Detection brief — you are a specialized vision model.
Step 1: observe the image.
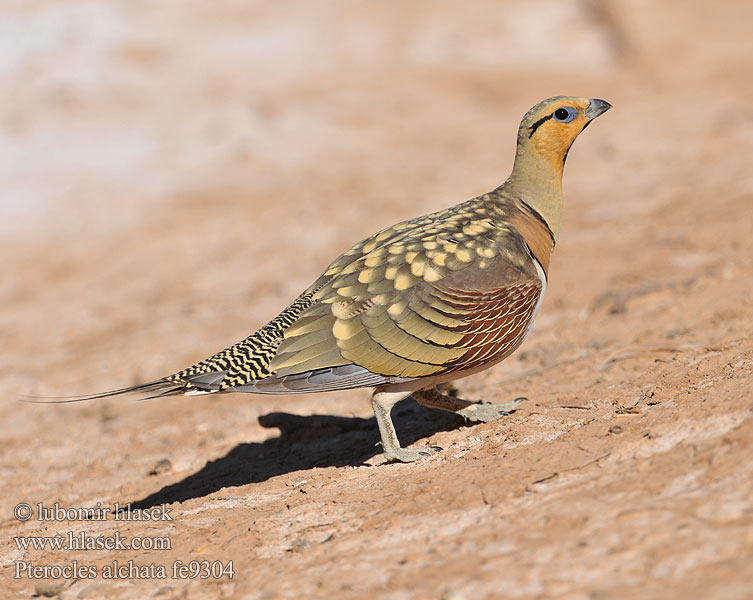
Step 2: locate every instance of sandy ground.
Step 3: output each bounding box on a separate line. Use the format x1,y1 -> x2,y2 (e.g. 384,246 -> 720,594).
2,1 -> 753,598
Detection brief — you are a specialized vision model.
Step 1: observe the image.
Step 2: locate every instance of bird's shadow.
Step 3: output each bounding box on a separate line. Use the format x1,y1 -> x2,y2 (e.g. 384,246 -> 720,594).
120,399 -> 464,510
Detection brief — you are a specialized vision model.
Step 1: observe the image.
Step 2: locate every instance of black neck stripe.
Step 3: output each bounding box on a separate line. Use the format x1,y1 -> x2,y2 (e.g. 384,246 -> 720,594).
529,114 -> 552,138
519,199 -> 556,245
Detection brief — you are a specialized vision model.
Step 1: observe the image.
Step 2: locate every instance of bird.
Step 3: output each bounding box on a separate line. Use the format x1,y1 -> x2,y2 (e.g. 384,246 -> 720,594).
55,96 -> 611,463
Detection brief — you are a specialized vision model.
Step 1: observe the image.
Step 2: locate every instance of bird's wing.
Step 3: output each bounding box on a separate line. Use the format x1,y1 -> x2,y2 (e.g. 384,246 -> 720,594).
263,203 -> 545,385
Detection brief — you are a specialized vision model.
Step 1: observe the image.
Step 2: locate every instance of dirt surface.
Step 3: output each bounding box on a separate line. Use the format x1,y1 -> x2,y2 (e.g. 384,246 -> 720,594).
2,1 -> 753,598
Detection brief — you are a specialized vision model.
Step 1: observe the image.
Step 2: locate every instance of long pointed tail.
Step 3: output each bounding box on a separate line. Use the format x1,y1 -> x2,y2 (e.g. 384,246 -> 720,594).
27,291 -> 320,404
21,379 -> 196,404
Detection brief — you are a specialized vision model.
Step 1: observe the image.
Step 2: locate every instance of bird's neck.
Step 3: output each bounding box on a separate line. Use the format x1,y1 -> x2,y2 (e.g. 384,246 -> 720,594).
502,141 -> 565,240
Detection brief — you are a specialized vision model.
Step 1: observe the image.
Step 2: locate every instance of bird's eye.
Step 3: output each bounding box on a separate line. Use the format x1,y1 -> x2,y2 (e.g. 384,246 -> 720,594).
553,107 -> 576,123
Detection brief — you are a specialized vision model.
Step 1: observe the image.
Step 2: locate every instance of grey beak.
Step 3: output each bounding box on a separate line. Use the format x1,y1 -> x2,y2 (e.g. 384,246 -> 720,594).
585,98 -> 612,119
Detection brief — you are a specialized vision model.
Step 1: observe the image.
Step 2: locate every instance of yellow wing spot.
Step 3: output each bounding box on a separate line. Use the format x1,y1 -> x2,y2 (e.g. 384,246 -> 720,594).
463,223 -> 487,236
357,267 -> 384,284
455,247 -> 473,262
333,318 -> 361,341
422,240 -> 439,250
405,250 -> 419,263
364,252 -> 385,267
371,293 -> 392,306
387,301 -> 408,316
431,252 -> 447,266
423,264 -> 443,282
393,265 -> 416,291
384,264 -> 399,280
387,244 -> 404,255
475,246 -> 496,258
375,229 -> 393,242
409,254 -> 427,277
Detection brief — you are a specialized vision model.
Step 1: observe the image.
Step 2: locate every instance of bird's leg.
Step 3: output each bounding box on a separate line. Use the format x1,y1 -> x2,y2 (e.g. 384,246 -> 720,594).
371,390 -> 443,463
412,387 -> 525,423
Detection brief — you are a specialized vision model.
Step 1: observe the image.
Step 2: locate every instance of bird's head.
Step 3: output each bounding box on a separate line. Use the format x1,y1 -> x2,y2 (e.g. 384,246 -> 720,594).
516,96 -> 611,176
505,96 -> 611,240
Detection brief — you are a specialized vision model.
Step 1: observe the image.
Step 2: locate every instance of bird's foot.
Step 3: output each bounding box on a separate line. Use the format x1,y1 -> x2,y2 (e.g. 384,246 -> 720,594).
382,445 -> 443,463
413,388 -> 526,423
456,397 -> 526,423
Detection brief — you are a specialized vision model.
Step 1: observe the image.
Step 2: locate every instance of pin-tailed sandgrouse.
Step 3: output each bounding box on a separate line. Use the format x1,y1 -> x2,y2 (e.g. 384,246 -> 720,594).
61,96 -> 611,462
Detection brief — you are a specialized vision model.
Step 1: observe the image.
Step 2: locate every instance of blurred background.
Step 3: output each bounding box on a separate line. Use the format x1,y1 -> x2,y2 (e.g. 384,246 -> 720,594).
2,2 -> 753,597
